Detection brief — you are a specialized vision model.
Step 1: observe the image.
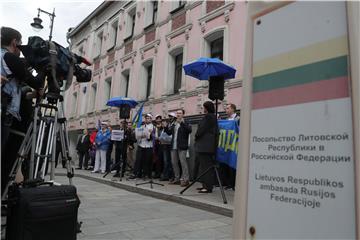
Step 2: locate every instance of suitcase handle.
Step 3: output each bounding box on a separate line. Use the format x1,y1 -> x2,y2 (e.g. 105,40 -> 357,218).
23,179 -> 54,188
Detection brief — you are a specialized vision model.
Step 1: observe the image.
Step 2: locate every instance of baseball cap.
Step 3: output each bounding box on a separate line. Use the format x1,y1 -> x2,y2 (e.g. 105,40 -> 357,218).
168,112 -> 176,118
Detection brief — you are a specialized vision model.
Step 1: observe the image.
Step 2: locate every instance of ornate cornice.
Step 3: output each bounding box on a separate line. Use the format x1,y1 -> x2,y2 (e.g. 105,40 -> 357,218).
139,39 -> 161,58
198,2 -> 235,25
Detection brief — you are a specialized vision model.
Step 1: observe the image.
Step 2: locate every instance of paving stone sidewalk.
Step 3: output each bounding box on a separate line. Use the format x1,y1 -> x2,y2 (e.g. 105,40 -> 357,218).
56,175 -> 233,240
57,168 -> 234,217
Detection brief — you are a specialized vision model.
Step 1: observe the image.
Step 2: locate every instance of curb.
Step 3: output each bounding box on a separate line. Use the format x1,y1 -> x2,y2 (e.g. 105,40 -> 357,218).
57,173 -> 233,218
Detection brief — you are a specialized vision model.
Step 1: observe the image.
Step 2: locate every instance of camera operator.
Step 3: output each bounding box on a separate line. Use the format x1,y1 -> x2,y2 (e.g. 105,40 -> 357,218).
1,26 -> 45,194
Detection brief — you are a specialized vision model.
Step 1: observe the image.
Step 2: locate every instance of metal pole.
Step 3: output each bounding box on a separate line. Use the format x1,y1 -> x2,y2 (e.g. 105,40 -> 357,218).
48,8 -> 55,41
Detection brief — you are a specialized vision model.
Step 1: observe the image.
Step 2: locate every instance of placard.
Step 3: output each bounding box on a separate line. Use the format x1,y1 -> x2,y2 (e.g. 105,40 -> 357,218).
111,129 -> 124,141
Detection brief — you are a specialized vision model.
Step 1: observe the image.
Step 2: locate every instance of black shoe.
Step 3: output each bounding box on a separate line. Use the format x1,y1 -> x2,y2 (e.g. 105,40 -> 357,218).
113,173 -> 120,178
128,175 -> 137,179
76,167 -> 82,170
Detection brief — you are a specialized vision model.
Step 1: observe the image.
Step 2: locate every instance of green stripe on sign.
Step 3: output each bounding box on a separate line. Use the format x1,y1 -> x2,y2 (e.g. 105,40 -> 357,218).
253,55 -> 348,93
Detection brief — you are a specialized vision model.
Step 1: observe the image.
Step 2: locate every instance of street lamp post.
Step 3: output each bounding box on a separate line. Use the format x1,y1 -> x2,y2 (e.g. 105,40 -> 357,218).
31,8 -> 56,41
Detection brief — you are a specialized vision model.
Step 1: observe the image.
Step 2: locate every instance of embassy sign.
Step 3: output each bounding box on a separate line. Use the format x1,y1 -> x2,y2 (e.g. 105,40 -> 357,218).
232,1 -> 359,239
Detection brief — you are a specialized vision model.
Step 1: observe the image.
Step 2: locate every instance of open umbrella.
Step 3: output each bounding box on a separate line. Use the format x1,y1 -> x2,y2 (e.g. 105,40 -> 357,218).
106,97 -> 138,108
183,57 -> 236,80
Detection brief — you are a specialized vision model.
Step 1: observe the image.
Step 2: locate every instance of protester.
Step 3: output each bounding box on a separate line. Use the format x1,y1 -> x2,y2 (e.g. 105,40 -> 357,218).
92,122 -> 111,173
153,115 -> 164,179
113,120 -> 131,177
106,125 -> 113,172
126,122 -> 136,168
165,109 -> 192,187
158,118 -> 173,181
131,114 -> 154,179
88,129 -> 97,170
195,101 -> 218,193
76,129 -> 91,170
220,103 -> 239,190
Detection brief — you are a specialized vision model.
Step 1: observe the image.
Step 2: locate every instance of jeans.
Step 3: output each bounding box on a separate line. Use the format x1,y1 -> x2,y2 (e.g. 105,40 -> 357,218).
161,144 -> 173,179
171,149 -> 189,182
94,150 -> 106,172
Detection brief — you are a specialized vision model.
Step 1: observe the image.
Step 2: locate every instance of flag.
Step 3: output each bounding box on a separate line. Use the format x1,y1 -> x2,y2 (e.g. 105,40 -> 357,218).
96,119 -> 101,130
132,103 -> 144,128
216,120 -> 240,169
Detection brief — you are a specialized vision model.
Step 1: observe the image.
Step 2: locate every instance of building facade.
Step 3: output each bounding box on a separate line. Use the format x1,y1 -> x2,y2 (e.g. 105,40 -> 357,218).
64,0 -> 247,165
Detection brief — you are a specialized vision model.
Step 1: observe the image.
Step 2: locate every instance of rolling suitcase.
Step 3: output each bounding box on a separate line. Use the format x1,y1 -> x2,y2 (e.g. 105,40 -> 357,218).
6,181 -> 80,240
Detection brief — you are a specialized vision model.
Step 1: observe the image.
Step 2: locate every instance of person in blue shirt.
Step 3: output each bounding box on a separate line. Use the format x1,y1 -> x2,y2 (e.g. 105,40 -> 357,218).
92,121 -> 111,173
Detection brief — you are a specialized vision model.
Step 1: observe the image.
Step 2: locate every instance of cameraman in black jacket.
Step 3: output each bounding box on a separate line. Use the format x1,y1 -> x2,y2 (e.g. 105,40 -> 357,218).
165,109 -> 192,187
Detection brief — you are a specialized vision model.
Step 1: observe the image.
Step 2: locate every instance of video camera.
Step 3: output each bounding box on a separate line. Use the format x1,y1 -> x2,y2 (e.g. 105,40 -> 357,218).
18,36 -> 92,94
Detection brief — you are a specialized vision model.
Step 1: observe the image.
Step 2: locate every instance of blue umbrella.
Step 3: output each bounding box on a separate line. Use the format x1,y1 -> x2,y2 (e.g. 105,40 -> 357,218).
183,57 -> 236,80
106,97 -> 138,108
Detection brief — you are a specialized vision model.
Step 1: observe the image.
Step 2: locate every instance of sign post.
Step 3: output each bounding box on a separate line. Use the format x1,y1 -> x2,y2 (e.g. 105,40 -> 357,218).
233,1 -> 360,239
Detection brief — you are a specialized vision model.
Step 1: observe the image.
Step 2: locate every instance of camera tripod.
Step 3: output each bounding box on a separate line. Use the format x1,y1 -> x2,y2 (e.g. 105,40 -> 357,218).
1,92 -> 75,201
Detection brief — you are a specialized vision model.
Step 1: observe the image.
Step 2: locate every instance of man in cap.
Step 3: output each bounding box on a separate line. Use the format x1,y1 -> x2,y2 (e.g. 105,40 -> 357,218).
131,113 -> 154,179
165,109 -> 192,187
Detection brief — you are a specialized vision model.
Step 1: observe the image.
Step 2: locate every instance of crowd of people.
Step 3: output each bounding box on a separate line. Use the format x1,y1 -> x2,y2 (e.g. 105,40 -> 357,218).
73,101 -> 239,193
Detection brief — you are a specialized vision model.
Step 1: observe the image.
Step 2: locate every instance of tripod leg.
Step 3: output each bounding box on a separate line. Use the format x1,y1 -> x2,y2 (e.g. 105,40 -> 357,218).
41,121 -> 54,179
50,110 -> 59,181
180,165 -> 214,195
214,165 -> 227,204
34,119 -> 47,178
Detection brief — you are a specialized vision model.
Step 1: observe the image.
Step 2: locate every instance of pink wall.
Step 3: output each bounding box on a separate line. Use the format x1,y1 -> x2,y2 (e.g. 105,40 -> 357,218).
66,1 -> 247,130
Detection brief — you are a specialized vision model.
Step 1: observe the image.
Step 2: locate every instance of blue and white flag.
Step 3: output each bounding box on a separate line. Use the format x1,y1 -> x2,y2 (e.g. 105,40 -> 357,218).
216,120 -> 239,169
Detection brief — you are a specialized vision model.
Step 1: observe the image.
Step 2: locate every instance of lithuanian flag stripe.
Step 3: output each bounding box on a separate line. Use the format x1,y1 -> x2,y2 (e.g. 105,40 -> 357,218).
252,76 -> 349,110
253,55 -> 348,93
253,36 -> 348,77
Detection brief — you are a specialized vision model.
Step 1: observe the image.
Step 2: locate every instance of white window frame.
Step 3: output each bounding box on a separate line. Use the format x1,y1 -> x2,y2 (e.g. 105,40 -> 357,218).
72,92 -> 78,117
166,46 -> 184,95
89,83 -> 97,112
121,69 -> 130,97
140,59 -> 154,100
104,77 -> 112,108
124,6 -> 137,40
95,31 -> 103,58
170,0 -> 186,13
144,1 -> 158,29
108,20 -> 119,50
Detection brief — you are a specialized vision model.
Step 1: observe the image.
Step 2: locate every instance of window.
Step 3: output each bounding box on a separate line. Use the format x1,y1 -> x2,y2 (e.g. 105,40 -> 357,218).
121,71 -> 130,97
167,47 -> 184,95
145,1 -> 158,29
146,64 -> 152,99
104,78 -> 112,107
109,21 -> 118,50
170,0 -> 186,13
96,32 -> 103,58
125,7 -> 136,39
90,84 -> 97,111
72,93 -> 77,116
210,37 -> 223,60
174,53 -> 183,94
124,74 -> 129,97
131,14 -> 136,37
152,1 -> 158,24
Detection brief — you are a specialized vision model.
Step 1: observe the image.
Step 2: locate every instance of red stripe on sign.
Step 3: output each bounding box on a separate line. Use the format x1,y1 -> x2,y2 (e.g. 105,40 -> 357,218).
252,76 -> 349,110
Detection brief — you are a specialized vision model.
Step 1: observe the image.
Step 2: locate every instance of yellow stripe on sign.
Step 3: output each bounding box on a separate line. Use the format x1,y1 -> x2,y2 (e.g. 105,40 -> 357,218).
253,36 -> 348,77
